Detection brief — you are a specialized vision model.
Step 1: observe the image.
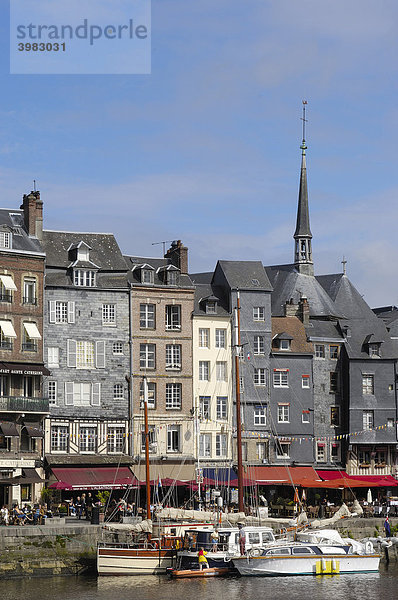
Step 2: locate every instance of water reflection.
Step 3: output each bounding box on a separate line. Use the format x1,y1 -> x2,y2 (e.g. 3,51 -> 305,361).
2,564 -> 397,600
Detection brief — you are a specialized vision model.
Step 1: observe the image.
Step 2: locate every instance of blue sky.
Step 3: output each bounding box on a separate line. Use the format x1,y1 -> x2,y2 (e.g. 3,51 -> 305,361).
1,0 -> 398,306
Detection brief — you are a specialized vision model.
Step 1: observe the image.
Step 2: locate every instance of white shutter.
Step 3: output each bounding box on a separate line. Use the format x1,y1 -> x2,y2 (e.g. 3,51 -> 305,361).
95,340 -> 106,368
68,301 -> 75,324
92,383 -> 101,406
67,339 -> 77,367
49,301 -> 56,323
65,382 -> 74,405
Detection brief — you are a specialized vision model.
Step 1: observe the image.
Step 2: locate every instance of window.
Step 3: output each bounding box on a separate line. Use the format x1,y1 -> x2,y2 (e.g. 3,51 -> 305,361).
79,427 -> 97,452
254,368 -> 266,386
199,328 -> 209,348
199,396 -> 210,420
23,278 -> 37,305
165,305 -> 181,330
0,321 -> 14,350
359,447 -> 371,465
216,396 -> 227,420
140,380 -> 156,408
166,344 -> 181,370
273,370 -> 288,388
216,361 -> 227,381
199,361 -> 210,381
167,270 -> 178,286
206,301 -> 216,314
113,384 -> 124,399
21,484 -> 31,502
113,342 -> 123,355
215,329 -> 226,348
302,410 -> 310,423
140,344 -> 156,369
278,404 -> 290,422
387,418 -> 394,428
369,344 -> 380,357
329,372 -> 338,393
107,427 -> 125,453
331,406 -> 340,426
254,406 -> 266,426
0,278 -> 13,303
0,231 -> 10,248
23,376 -> 34,397
76,341 -> 95,369
276,442 -> 290,458
48,381 -> 57,406
140,304 -> 155,329
215,433 -> 227,457
141,425 -> 156,453
279,339 -> 291,351
331,442 -> 340,462
362,374 -> 374,394
74,270 -> 96,287
241,442 -> 248,461
102,304 -> 116,325
65,382 -> 100,406
166,383 -> 182,409
315,344 -> 325,358
48,347 -> 59,368
199,434 -> 211,458
363,410 -> 374,430
253,307 -> 265,321
0,375 -> 9,396
167,425 -> 180,452
374,448 -> 386,465
22,322 -> 39,352
49,300 -> 75,324
141,269 -> 154,284
302,375 -> 310,388
329,345 -> 339,359
316,443 -> 326,462
257,442 -> 266,460
51,426 -> 68,452
254,335 -> 264,355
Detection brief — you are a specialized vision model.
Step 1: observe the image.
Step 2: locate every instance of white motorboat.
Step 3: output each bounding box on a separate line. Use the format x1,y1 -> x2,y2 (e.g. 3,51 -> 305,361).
232,529 -> 381,576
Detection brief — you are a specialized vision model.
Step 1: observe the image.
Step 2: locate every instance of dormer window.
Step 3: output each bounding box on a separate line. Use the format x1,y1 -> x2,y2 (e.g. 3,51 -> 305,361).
74,269 -> 96,287
369,343 -> 380,358
0,232 -> 10,249
279,339 -> 291,351
206,301 -> 216,314
157,264 -> 179,286
273,332 -> 293,351
167,270 -> 178,286
141,269 -> 154,284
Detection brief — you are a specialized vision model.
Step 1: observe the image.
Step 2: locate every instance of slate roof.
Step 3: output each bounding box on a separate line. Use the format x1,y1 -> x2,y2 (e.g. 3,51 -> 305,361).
317,274 -> 396,359
43,231 -> 127,270
190,271 -> 213,284
125,255 -> 195,289
271,317 -> 313,354
305,319 -> 344,342
193,283 -> 230,317
0,209 -> 43,254
265,264 -> 341,318
215,260 -> 273,291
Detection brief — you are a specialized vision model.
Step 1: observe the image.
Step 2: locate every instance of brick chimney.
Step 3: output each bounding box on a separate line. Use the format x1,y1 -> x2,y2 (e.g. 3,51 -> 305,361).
20,191 -> 43,240
165,240 -> 188,274
299,296 -> 310,326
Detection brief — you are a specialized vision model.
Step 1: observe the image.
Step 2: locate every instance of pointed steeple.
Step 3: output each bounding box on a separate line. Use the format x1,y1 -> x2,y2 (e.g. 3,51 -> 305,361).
294,101 -> 313,276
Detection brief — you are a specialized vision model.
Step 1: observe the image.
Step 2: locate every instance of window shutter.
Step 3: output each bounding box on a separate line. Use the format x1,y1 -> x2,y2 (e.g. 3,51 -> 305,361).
67,339 -> 77,368
49,301 -> 56,323
68,301 -> 75,324
92,383 -> 101,406
95,340 -> 106,368
65,382 -> 74,405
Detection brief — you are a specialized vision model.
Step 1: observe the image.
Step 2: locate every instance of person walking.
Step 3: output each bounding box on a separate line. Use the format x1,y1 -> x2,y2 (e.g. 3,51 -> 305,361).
75,496 -> 82,520
198,547 -> 209,571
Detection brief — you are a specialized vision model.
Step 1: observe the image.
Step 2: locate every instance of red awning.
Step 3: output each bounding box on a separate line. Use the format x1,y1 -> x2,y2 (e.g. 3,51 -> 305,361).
243,466 -> 322,486
50,467 -> 139,490
317,470 -> 398,488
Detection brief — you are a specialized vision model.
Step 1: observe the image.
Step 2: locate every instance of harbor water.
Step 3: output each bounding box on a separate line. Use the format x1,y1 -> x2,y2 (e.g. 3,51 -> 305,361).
2,563 -> 398,600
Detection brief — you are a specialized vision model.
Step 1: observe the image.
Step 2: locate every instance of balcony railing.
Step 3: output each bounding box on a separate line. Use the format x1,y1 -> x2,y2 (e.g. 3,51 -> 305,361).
0,396 -> 49,413
0,293 -> 13,303
0,341 -> 13,350
23,296 -> 38,305
22,342 -> 38,352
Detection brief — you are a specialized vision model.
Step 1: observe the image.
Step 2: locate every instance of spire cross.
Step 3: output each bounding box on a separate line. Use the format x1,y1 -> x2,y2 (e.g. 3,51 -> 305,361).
300,100 -> 308,151
342,256 -> 347,275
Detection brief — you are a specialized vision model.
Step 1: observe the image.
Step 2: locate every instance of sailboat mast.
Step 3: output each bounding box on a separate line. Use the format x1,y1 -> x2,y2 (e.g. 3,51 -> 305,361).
143,376 -> 151,520
234,291 -> 244,512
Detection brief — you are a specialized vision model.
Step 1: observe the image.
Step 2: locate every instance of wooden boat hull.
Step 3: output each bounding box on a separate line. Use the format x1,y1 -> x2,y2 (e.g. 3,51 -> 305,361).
97,547 -> 175,575
169,567 -> 230,578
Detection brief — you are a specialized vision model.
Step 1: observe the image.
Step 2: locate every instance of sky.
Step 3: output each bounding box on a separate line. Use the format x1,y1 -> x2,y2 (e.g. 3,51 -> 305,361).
0,0 -> 398,307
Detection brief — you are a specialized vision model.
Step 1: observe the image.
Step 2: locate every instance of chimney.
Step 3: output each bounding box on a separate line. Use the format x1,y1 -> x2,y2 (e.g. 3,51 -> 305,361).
299,296 -> 310,326
20,190 -> 43,240
284,299 -> 299,318
165,240 -> 188,274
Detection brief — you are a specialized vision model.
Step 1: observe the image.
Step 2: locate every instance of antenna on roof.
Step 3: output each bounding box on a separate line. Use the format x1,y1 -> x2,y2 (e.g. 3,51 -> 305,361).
342,256 -> 347,275
152,240 -> 174,256
33,179 -> 37,192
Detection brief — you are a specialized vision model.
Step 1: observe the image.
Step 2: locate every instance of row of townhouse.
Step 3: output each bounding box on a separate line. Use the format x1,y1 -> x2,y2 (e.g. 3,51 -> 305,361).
1,137 -> 398,507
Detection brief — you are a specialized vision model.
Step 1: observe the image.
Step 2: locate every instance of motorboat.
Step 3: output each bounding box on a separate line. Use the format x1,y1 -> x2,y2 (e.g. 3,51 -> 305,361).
232,528 -> 381,576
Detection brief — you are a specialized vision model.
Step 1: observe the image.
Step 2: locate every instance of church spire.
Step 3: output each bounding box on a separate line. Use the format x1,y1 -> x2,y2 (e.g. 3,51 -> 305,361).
294,100 -> 313,276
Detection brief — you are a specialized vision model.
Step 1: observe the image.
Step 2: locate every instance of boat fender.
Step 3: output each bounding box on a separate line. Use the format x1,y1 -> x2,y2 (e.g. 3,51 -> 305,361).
365,541 -> 373,555
321,558 -> 327,572
331,559 -> 337,572
249,548 -> 261,557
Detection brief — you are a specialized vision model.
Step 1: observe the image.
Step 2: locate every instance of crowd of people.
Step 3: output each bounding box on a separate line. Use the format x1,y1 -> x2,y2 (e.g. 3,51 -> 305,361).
0,503 -> 49,526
